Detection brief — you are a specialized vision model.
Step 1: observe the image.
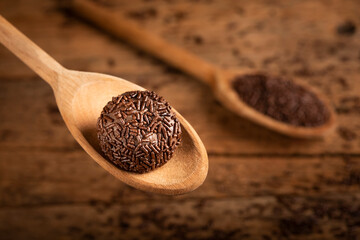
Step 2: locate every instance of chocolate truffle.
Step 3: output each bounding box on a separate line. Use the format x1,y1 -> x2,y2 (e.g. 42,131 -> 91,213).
97,90 -> 181,173
232,74 -> 330,127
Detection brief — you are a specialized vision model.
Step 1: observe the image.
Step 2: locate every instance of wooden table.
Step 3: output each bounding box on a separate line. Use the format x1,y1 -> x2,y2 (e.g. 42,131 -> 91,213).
1,0 -> 360,239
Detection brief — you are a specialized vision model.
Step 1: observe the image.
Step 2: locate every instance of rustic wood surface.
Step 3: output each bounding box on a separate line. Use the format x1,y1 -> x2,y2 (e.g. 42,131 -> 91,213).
0,0 -> 360,239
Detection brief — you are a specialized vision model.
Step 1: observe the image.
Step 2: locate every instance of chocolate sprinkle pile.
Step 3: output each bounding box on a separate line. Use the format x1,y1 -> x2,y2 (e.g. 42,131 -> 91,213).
97,90 -> 181,173
232,74 -> 330,127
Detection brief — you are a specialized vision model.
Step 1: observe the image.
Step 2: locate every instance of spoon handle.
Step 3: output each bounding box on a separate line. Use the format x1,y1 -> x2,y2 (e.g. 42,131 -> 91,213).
69,0 -> 217,86
0,15 -> 64,88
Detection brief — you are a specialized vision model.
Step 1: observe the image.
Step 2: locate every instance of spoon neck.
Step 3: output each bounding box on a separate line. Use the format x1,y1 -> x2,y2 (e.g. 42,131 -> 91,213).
0,15 -> 64,89
185,60 -> 217,87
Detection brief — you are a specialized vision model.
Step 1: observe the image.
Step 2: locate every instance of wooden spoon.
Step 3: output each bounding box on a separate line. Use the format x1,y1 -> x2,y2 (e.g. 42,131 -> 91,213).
0,15 -> 208,195
69,0 -> 336,138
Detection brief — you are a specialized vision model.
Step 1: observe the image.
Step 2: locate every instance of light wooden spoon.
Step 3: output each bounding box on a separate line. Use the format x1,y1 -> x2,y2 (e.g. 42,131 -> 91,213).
0,15 -> 208,195
69,0 -> 337,138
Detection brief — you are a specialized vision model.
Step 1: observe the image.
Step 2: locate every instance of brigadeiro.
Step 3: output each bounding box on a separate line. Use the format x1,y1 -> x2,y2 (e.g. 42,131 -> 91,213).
97,90 -> 181,173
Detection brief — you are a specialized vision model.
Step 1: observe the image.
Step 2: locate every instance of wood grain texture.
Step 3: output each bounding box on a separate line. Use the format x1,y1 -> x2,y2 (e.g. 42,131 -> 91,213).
1,151 -> 360,207
1,195 -> 359,240
1,0 -> 360,239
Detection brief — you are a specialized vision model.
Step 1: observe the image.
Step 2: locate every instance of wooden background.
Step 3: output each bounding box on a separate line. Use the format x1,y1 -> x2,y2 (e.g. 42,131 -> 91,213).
1,0 -> 360,239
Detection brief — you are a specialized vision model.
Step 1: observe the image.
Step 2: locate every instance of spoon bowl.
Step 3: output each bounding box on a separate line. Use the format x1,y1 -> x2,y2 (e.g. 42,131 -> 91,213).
66,71 -> 208,194
213,69 -> 337,138
0,16 -> 208,195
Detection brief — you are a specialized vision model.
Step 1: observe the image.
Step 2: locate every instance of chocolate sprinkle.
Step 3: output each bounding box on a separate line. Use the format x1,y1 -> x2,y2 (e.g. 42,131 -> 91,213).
232,74 -> 330,127
97,90 -> 181,173
336,20 -> 356,36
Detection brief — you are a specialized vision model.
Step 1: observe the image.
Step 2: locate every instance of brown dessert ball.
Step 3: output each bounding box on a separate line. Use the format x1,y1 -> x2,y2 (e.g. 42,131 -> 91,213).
97,90 -> 181,173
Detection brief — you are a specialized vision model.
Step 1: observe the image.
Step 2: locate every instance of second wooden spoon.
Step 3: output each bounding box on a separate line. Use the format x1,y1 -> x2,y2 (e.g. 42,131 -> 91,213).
69,0 -> 336,138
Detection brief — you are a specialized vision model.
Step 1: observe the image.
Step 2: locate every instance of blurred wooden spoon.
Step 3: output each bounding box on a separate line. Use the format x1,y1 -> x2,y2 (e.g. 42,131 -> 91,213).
69,0 -> 336,138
